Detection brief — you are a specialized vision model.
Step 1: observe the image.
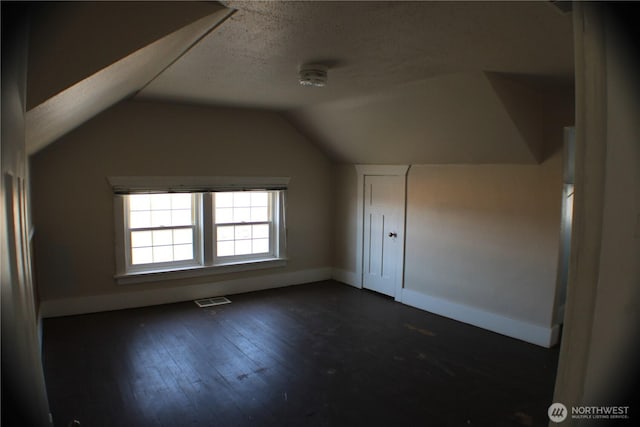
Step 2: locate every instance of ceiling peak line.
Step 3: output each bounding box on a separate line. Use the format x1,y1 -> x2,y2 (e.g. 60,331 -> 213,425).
136,8 -> 237,97
26,9 -> 236,155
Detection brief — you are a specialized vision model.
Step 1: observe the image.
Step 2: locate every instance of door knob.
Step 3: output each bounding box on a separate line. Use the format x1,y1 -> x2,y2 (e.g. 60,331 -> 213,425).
388,232 -> 397,238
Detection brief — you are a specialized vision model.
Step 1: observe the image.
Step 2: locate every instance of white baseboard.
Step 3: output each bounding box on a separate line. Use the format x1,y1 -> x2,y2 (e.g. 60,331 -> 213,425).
40,267 -> 332,318
549,323 -> 561,347
331,268 -> 360,288
401,288 -> 560,348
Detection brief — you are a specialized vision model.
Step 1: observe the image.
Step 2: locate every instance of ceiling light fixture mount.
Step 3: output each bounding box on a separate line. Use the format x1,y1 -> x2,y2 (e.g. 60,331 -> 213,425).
299,63 -> 328,87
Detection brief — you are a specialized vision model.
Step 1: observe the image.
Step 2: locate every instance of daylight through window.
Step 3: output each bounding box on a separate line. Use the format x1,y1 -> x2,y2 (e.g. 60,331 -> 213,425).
215,192 -> 273,258
128,193 -> 196,265
116,189 -> 285,278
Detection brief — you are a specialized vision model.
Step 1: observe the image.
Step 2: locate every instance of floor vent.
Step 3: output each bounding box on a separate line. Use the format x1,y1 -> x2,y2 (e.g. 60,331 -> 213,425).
194,297 -> 231,308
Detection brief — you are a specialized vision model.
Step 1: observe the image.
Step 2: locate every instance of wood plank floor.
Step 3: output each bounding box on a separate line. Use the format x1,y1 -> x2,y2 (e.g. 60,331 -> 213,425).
42,281 -> 559,427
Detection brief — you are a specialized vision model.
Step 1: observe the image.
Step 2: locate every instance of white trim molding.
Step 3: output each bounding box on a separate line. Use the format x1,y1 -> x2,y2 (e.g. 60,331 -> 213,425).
401,288 -> 561,348
331,268 -> 359,288
354,165 -> 410,176
115,258 -> 288,285
354,165 -> 410,301
107,175 -> 290,194
112,186 -> 288,280
40,267 -> 332,318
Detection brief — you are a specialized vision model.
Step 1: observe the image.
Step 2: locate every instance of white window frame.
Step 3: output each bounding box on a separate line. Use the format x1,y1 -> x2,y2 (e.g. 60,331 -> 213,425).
110,176 -> 289,285
123,193 -> 203,273
212,191 -> 280,265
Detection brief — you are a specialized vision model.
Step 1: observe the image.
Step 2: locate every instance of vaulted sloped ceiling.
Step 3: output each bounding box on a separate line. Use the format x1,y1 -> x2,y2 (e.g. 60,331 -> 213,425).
140,1 -> 573,110
288,72 -> 565,164
26,1 -> 227,109
24,1 -> 574,163
25,2 -> 233,154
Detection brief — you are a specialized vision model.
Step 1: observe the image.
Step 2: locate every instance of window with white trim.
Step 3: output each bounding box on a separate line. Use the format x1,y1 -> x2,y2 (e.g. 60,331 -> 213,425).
214,192 -> 276,261
110,176 -> 289,283
125,193 -> 201,271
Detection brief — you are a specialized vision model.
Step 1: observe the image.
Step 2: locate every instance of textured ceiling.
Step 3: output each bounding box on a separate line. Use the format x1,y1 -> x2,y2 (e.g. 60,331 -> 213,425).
289,72 -> 531,164
25,1 -> 575,164
138,1 -> 574,111
26,7 -> 234,154
27,1 -> 224,109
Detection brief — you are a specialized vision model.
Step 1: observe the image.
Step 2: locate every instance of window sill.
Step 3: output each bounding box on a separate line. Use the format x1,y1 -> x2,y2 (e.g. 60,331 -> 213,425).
115,258 -> 288,285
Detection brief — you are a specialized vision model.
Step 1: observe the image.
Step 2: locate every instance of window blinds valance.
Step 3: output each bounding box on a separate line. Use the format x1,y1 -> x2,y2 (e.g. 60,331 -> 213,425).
107,176 -> 290,195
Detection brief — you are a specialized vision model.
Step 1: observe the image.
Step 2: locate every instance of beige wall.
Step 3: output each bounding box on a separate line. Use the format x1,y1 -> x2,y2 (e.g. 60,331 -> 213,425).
559,3 -> 640,407
1,7 -> 52,425
331,152 -> 564,334
404,154 -> 563,328
584,31 -> 640,402
332,164 -> 358,273
31,100 -> 333,302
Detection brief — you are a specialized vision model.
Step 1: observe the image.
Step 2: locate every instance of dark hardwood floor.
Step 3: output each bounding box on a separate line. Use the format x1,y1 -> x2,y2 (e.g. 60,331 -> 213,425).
42,281 -> 559,427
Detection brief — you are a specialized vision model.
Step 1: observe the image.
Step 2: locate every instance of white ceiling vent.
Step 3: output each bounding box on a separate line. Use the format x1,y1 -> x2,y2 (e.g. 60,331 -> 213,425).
194,296 -> 231,307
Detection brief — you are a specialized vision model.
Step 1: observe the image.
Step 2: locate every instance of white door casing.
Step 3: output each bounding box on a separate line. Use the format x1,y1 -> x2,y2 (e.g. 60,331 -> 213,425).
363,175 -> 404,296
355,165 -> 409,301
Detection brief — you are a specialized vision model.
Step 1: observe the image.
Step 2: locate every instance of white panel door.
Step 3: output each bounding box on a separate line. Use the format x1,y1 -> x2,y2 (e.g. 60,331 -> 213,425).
363,175 -> 404,297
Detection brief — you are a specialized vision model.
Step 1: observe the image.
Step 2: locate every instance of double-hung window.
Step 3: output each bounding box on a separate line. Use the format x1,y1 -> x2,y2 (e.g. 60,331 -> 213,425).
126,193 -> 201,270
214,192 -> 277,262
110,177 -> 288,283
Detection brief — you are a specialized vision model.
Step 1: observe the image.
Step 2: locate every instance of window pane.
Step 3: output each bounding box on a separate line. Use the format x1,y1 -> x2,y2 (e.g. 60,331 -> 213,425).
235,240 -> 252,255
151,210 -> 172,227
234,207 -> 251,222
171,194 -> 192,209
131,231 -> 152,248
153,229 -> 173,246
215,208 -> 233,224
215,192 -> 233,208
217,241 -> 234,257
253,224 -> 269,239
173,228 -> 193,245
173,244 -> 193,261
132,247 -> 153,265
125,191 -> 280,268
211,192 -> 278,260
171,209 -> 191,226
150,194 -> 171,210
251,192 -> 269,206
235,225 -> 252,240
129,195 -> 151,211
130,211 -> 151,228
126,193 -> 200,269
234,193 -> 251,207
153,246 -> 173,263
217,226 -> 234,241
251,207 -> 268,222
253,238 -> 269,254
